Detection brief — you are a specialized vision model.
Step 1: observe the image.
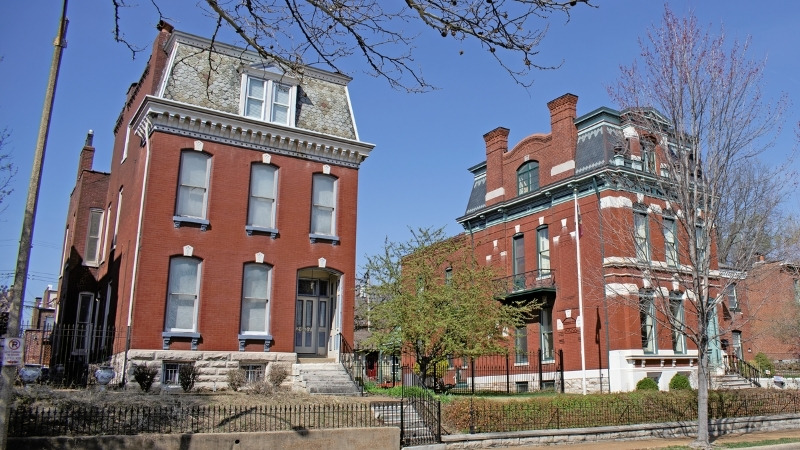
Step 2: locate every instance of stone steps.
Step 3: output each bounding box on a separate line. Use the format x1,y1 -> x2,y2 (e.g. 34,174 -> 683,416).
371,402 -> 435,445
293,362 -> 362,396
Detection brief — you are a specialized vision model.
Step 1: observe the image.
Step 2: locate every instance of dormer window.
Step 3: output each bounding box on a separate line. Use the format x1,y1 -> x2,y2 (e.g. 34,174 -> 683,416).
242,75 -> 296,126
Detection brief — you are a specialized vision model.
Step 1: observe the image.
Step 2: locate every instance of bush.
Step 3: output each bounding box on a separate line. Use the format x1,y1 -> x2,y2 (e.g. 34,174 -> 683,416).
227,369 -> 246,392
754,352 -> 775,375
268,364 -> 289,389
132,364 -> 158,393
178,364 -> 198,392
636,377 -> 659,391
669,373 -> 691,391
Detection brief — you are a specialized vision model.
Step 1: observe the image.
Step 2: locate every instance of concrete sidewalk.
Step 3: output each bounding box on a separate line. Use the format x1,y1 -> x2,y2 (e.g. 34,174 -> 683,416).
533,429 -> 800,449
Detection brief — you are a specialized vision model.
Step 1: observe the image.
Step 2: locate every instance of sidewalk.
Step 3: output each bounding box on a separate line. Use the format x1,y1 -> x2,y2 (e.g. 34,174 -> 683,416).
527,429 -> 800,449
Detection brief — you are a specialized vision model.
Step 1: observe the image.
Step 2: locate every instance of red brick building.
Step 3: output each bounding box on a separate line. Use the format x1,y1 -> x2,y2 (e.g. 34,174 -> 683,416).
56,23 -> 373,389
736,259 -> 800,363
456,94 -> 737,392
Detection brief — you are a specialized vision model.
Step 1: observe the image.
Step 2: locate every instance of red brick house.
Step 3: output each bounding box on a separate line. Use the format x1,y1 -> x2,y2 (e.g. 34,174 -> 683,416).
456,94 -> 737,392
735,259 -> 800,363
56,23 -> 373,389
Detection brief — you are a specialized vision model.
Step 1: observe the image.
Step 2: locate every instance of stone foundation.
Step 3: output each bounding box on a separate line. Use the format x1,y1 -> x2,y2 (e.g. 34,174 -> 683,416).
109,350 -> 297,391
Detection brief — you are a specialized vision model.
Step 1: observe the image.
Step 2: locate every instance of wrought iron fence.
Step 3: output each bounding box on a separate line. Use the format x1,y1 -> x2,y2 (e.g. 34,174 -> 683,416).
355,349 -> 564,395
442,390 -> 800,434
15,323 -> 124,387
401,366 -> 441,446
9,403 -> 386,437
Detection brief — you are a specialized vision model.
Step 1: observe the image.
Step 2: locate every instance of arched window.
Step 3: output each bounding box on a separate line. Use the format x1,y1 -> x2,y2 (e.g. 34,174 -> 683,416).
517,161 -> 539,195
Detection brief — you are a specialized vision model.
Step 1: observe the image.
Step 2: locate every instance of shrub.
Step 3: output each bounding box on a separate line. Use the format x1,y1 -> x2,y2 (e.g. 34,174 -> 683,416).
268,364 -> 289,389
249,379 -> 273,395
178,364 -> 198,392
754,352 -> 774,375
636,377 -> 659,391
132,364 -> 158,393
669,373 -> 691,391
227,369 -> 246,392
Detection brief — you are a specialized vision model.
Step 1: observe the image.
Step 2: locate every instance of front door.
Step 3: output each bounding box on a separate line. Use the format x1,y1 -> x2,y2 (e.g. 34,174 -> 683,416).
295,277 -> 333,355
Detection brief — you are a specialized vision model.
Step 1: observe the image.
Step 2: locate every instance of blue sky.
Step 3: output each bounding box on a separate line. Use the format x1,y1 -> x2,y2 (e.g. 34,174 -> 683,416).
1,1 -> 798,320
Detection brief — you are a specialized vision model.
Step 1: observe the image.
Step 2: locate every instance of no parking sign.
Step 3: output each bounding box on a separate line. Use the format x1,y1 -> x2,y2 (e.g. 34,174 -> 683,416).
1,337 -> 23,366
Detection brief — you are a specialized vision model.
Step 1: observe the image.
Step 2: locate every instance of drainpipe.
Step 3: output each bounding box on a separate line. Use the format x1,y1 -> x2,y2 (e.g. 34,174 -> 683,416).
123,119 -> 154,384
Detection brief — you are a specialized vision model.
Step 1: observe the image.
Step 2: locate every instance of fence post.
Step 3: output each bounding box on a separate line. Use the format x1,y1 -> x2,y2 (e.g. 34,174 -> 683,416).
538,348 -> 543,390
506,353 -> 510,394
471,357 -> 475,395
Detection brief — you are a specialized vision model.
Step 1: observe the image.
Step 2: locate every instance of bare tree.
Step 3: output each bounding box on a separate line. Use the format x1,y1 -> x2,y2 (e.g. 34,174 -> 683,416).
111,0 -> 592,92
608,7 -> 788,448
0,128 -> 15,216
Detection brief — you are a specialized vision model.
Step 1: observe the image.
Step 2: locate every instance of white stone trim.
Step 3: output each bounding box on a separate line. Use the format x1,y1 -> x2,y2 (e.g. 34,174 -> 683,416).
550,160 -> 575,176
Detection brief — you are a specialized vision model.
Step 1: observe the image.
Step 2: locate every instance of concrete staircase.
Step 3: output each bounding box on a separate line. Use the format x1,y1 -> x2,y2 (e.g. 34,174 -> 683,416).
713,373 -> 758,389
293,361 -> 362,395
371,401 -> 435,445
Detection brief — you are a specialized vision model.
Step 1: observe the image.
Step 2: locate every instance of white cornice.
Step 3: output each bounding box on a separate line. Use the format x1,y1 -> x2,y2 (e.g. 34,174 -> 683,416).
131,96 -> 374,168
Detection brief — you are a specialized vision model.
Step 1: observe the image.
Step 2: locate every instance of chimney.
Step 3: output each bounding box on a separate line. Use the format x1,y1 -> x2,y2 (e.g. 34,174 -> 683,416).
483,127 -> 510,207
547,94 -> 579,176
77,130 -> 95,181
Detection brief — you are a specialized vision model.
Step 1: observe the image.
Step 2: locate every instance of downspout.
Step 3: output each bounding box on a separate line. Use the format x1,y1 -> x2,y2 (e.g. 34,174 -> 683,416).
594,176 -> 612,392
573,186 -> 587,395
123,119 -> 154,384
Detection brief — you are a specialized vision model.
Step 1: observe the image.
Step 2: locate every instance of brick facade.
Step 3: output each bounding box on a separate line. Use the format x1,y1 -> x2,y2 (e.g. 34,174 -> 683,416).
56,22 -> 373,389
456,95 -> 729,392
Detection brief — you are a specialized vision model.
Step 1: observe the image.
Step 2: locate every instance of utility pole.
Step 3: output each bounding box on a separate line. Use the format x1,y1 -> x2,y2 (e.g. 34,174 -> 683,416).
0,1 -> 68,447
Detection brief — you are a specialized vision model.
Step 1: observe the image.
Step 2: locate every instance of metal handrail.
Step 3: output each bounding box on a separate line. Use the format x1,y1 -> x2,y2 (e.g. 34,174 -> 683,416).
337,333 -> 364,395
495,269 -> 555,296
726,354 -> 762,387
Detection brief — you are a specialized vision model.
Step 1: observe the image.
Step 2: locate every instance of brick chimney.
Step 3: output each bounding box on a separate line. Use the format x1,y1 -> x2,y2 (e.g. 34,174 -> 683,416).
77,130 -> 95,181
483,127 -> 510,207
546,93 -> 579,176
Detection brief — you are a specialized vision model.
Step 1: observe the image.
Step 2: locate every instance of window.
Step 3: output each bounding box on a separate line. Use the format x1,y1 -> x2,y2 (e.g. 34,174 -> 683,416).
726,284 -> 739,311
241,263 -> 270,334
112,188 -> 122,248
102,205 -> 111,262
311,174 -> 337,237
514,326 -> 528,364
794,278 -> 800,304
513,234 -> 525,289
85,209 -> 104,265
247,164 -> 278,232
162,362 -> 192,386
175,151 -> 211,220
241,364 -> 265,383
640,290 -> 656,354
517,161 -> 539,195
664,217 -> 678,267
165,257 -> 201,332
634,211 -> 650,262
670,293 -> 686,354
732,331 -> 743,359
537,227 -> 550,276
641,138 -> 656,173
540,306 -> 554,361
243,77 -> 294,126
695,225 -> 706,267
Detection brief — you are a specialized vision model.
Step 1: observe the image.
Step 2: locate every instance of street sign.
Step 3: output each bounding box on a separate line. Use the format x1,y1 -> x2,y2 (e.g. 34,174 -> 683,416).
1,338 -> 23,366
